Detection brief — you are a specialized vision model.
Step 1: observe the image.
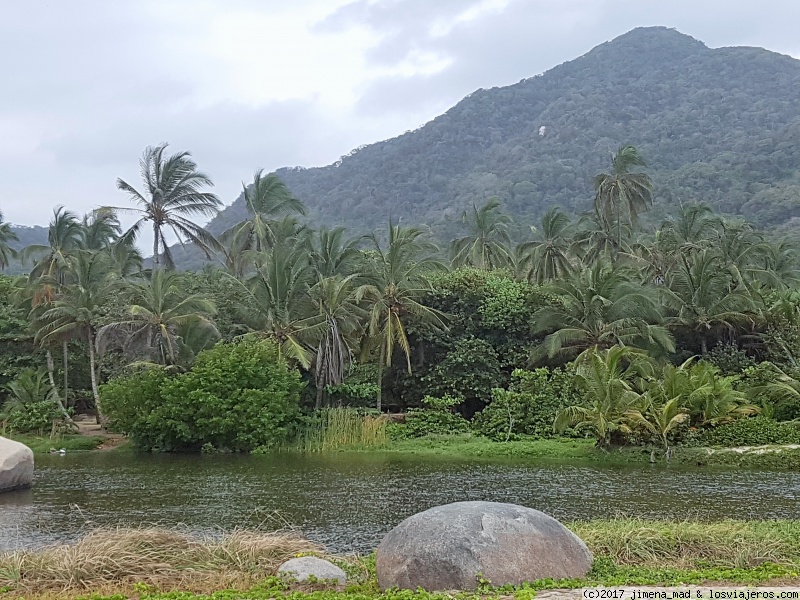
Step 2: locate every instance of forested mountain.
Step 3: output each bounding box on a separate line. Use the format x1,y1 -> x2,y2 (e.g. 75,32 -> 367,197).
4,225 -> 48,275
208,26 -> 800,239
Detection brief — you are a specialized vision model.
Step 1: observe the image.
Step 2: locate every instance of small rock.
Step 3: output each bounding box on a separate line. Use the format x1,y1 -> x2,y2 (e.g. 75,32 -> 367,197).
277,556 -> 347,584
0,437 -> 34,493
376,501 -> 592,591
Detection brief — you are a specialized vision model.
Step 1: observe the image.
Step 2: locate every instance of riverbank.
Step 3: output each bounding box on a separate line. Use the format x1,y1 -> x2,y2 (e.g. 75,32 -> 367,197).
361,434 -> 800,469
2,519 -> 800,599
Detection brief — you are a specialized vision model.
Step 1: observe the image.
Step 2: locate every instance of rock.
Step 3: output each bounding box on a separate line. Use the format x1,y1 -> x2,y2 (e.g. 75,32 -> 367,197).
376,501 -> 592,591
277,556 -> 347,584
0,437 -> 34,493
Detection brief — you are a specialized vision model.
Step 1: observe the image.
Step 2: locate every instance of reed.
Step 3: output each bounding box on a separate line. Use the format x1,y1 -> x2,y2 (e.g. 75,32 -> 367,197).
300,408 -> 387,452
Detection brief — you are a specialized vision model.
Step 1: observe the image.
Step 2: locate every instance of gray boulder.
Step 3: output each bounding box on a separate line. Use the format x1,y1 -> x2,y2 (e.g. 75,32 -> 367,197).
277,556 -> 347,584
376,501 -> 592,591
0,437 -> 34,493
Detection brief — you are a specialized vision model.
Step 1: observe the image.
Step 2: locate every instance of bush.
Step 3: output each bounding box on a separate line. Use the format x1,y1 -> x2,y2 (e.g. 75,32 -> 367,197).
102,338 -> 303,452
395,395 -> 470,438
1,368 -> 64,434
473,367 -> 578,440
691,416 -> 800,447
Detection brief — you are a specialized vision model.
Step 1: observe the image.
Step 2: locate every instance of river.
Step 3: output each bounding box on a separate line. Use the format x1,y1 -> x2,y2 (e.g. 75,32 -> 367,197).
2,452 -> 799,552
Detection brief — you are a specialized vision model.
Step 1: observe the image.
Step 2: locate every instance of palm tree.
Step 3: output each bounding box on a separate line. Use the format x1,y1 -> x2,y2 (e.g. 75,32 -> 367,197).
21,206 -> 83,287
0,211 -> 18,270
236,241 -> 315,368
303,275 -> 366,408
450,197 -> 513,270
307,226 -> 363,278
675,359 -> 758,426
661,250 -> 757,354
624,397 -> 688,460
96,269 -> 219,366
114,143 -> 222,269
221,169 -> 306,255
532,262 -> 674,362
554,345 -> 653,447
358,222 -> 447,410
516,206 -> 573,284
34,250 -> 117,422
1,368 -> 62,432
593,145 -> 653,250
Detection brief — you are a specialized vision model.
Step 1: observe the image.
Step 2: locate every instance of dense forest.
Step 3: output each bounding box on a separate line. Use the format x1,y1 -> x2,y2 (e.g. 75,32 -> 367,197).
2,140 -> 800,456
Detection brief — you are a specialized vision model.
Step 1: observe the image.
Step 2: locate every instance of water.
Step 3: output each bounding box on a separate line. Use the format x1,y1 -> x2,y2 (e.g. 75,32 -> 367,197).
2,452 -> 800,552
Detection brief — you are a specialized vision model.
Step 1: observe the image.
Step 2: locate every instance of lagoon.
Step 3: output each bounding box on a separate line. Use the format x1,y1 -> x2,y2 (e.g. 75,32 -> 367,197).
2,452 -> 799,552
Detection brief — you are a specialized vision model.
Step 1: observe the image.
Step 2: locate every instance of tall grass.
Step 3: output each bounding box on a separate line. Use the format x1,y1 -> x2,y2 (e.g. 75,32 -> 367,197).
300,408 -> 387,452
0,528 -> 323,592
570,517 -> 800,568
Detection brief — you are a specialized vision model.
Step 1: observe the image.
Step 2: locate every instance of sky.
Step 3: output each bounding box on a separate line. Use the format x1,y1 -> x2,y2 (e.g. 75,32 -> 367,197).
2,0 -> 799,239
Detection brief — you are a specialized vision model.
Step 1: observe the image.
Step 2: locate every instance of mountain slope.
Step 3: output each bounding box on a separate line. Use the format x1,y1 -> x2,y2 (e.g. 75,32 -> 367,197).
207,26 -> 800,239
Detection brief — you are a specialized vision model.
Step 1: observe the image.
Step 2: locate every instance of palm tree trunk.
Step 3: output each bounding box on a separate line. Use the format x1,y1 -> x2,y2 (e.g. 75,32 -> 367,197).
700,336 -> 708,355
62,340 -> 69,408
376,345 -> 384,412
46,349 -> 78,432
87,328 -> 104,425
153,224 -> 160,269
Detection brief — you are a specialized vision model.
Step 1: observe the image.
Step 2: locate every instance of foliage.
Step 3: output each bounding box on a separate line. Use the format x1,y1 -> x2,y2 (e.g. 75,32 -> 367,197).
299,407 -> 386,451
473,367 -> 577,440
102,338 -> 303,452
692,415 -> 800,447
398,394 -> 471,439
1,368 -> 63,433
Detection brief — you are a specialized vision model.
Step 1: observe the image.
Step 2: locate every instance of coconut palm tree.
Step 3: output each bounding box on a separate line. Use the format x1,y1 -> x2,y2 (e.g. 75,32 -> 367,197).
303,274 -> 366,408
661,250 -> 757,354
221,169 -> 306,255
96,269 -> 218,366
0,211 -> 18,270
532,262 -> 674,362
21,206 -> 83,287
624,396 -> 688,460
593,145 -> 653,250
676,359 -> 758,426
358,222 -> 447,410
450,197 -> 513,270
34,250 -> 117,423
554,345 -> 653,447
307,226 -> 363,279
516,206 -> 573,284
114,143 -> 222,269
236,241 -> 315,368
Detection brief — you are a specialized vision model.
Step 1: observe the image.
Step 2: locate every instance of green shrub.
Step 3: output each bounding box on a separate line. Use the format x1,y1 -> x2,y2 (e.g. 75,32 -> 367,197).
394,394 -> 470,438
691,416 -> 800,447
102,338 -> 303,452
473,367 -> 578,440
1,368 -> 64,434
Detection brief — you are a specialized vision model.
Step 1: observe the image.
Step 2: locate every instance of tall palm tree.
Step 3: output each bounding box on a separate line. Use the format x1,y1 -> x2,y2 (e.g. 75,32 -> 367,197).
114,143 -> 222,269
96,269 -> 218,366
532,262 -> 674,362
34,250 -> 117,422
450,197 -> 513,270
358,222 -> 447,410
21,206 -> 83,287
0,211 -> 18,270
593,145 -> 653,250
221,169 -> 306,255
554,345 -> 653,447
516,206 -> 573,284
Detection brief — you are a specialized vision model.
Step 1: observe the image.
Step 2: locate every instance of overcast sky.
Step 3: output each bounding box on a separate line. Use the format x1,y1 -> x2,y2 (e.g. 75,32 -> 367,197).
2,0 -> 799,234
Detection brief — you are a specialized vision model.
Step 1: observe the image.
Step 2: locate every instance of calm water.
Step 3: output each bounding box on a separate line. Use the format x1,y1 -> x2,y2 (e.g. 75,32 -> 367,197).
2,452 -> 800,552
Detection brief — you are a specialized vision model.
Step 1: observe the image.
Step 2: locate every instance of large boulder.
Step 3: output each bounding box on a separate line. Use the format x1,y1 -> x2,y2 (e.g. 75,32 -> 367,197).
277,556 -> 347,583
0,437 -> 34,493
376,501 -> 592,591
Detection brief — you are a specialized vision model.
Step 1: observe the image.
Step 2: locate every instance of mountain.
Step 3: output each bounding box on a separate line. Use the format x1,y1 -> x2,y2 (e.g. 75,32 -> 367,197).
3,225 -> 48,275
207,26 -> 800,240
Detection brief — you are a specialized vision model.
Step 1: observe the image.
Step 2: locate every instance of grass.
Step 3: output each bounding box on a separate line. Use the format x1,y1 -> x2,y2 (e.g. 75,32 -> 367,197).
299,409 -> 387,452
2,433 -> 105,454
3,519 -> 800,598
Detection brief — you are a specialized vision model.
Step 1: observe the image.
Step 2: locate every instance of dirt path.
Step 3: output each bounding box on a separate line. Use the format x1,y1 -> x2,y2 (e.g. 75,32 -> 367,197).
73,415 -> 127,450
